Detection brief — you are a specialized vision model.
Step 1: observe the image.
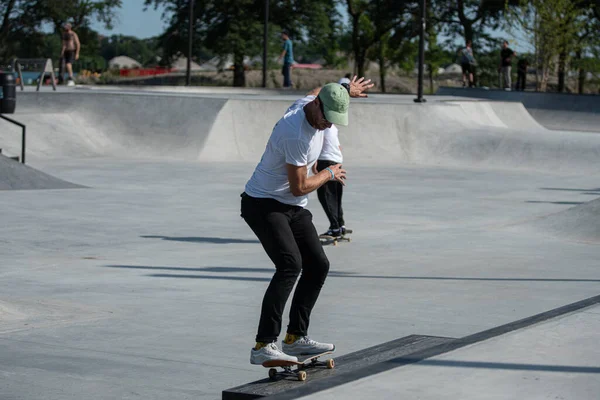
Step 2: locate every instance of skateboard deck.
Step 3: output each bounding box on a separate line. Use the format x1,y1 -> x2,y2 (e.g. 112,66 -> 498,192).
319,235 -> 351,246
262,350 -> 335,381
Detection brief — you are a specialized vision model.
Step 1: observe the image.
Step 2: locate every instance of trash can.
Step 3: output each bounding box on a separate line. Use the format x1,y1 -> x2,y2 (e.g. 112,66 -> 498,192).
0,72 -> 17,114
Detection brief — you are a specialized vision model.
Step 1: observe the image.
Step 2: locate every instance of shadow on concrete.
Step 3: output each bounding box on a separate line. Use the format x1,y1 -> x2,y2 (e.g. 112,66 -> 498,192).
540,187 -> 600,192
526,201 -> 585,205
141,235 -> 260,244
398,358 -> 600,374
105,265 -> 356,275
104,265 -> 600,283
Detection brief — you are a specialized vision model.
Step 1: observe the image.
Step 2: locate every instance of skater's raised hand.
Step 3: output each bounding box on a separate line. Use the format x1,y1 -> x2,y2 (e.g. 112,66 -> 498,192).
349,76 -> 374,98
328,164 -> 347,185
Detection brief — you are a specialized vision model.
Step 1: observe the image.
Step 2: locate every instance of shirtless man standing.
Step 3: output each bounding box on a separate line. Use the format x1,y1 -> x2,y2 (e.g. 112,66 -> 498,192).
61,23 -> 80,86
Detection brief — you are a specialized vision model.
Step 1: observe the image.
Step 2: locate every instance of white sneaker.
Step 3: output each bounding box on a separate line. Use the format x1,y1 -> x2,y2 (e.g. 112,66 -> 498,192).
250,342 -> 298,365
282,336 -> 335,356
67,80 -> 75,87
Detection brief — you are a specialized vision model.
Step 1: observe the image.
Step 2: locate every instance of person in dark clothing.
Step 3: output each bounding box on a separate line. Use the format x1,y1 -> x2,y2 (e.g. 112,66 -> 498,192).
499,41 -> 516,90
278,30 -> 294,88
459,40 -> 476,88
516,59 -> 529,91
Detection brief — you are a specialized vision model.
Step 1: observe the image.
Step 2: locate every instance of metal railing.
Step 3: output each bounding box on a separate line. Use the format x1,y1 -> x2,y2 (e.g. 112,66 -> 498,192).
0,115 -> 26,164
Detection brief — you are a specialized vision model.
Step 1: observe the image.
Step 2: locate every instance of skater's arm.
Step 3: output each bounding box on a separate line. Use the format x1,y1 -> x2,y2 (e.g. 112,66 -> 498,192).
306,76 -> 374,98
287,164 -> 345,197
74,33 -> 81,60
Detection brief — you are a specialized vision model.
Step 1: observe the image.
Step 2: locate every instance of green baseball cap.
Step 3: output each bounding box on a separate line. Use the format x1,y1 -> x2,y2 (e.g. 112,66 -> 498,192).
318,83 -> 350,126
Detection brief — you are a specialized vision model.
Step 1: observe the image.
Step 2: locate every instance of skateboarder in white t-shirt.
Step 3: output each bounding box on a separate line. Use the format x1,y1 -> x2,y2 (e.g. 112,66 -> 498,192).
242,76 -> 373,365
313,77 -> 352,238
284,82 -> 348,238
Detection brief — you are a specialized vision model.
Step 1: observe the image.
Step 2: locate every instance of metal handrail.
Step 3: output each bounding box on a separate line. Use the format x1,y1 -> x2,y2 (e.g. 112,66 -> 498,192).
0,115 -> 26,164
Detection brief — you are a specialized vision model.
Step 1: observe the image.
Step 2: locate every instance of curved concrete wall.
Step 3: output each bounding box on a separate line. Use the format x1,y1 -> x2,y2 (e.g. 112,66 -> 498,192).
2,91 -> 599,174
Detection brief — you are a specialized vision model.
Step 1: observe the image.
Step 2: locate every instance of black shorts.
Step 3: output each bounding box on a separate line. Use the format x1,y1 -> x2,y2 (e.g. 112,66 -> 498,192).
461,62 -> 473,74
63,50 -> 75,64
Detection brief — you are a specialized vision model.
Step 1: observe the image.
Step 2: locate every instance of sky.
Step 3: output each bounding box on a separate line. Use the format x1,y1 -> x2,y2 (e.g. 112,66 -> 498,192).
91,0 -> 167,39
89,2 -> 525,53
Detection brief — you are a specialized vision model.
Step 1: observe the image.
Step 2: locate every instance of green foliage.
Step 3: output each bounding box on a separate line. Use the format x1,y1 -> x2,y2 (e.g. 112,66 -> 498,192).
100,35 -> 160,66
505,0 -> 593,91
0,0 -> 122,63
431,0 -> 504,49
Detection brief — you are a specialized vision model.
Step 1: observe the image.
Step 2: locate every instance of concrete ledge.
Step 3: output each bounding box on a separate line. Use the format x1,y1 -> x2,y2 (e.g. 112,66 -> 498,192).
222,335 -> 455,400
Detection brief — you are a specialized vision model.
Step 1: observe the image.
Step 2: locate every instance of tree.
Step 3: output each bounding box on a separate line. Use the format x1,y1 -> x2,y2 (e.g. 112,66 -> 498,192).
0,1 -> 46,60
432,0 -> 504,48
506,0 -> 590,92
345,0 -> 416,81
147,0 -> 339,87
100,35 -> 158,66
425,26 -> 451,94
0,0 -> 121,64
37,0 -> 121,33
572,1 -> 600,93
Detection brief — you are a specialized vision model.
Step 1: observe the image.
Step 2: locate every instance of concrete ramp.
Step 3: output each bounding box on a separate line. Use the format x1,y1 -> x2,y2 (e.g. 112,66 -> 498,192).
532,197 -> 600,243
0,155 -> 82,190
7,91 -> 600,174
7,92 -> 227,160
436,87 -> 600,132
201,99 -> 290,162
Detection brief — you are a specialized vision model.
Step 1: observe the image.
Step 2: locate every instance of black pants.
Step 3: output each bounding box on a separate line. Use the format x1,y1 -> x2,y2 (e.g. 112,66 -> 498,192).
241,193 -> 330,343
316,160 -> 345,231
516,71 -> 526,91
282,63 -> 292,88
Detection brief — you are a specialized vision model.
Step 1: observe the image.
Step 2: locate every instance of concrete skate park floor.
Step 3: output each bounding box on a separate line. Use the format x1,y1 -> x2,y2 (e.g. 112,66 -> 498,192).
1,88 -> 600,399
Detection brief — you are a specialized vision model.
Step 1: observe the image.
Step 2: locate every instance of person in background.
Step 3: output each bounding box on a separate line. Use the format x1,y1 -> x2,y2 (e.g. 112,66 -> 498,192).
278,30 -> 294,89
60,23 -> 80,86
459,40 -> 476,88
338,74 -> 352,86
499,40 -> 516,91
516,58 -> 529,91
311,76 -> 353,238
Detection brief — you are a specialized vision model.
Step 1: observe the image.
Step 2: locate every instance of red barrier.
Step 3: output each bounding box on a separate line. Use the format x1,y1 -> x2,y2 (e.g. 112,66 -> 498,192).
119,68 -> 174,77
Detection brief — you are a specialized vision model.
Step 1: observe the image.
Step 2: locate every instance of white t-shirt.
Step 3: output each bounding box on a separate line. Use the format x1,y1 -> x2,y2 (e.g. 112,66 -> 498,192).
286,96 -> 343,163
245,97 -> 324,207
319,125 -> 343,163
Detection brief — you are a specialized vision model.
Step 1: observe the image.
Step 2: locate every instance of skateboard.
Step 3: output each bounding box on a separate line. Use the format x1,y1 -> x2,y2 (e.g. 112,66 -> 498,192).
262,351 -> 335,381
320,229 -> 352,246
319,235 -> 351,246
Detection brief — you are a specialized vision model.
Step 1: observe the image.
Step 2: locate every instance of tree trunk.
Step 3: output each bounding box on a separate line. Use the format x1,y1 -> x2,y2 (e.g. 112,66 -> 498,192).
463,23 -> 473,45
576,50 -> 585,94
351,14 -> 364,77
540,67 -> 549,92
0,0 -> 17,54
233,51 -> 245,87
378,46 -> 386,93
428,64 -> 434,94
557,51 -> 566,93
356,51 -> 366,80
0,0 -> 16,38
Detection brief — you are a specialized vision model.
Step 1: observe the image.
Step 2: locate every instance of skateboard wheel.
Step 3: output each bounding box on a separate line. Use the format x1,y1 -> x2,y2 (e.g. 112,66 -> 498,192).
268,368 -> 277,380
326,359 -> 335,369
297,371 -> 307,381
347,237 -> 352,242
333,241 -> 338,246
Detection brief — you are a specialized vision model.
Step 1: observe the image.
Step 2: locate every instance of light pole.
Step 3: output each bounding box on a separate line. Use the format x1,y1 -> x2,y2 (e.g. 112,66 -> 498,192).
186,0 -> 194,86
414,0 -> 426,103
262,0 -> 269,88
